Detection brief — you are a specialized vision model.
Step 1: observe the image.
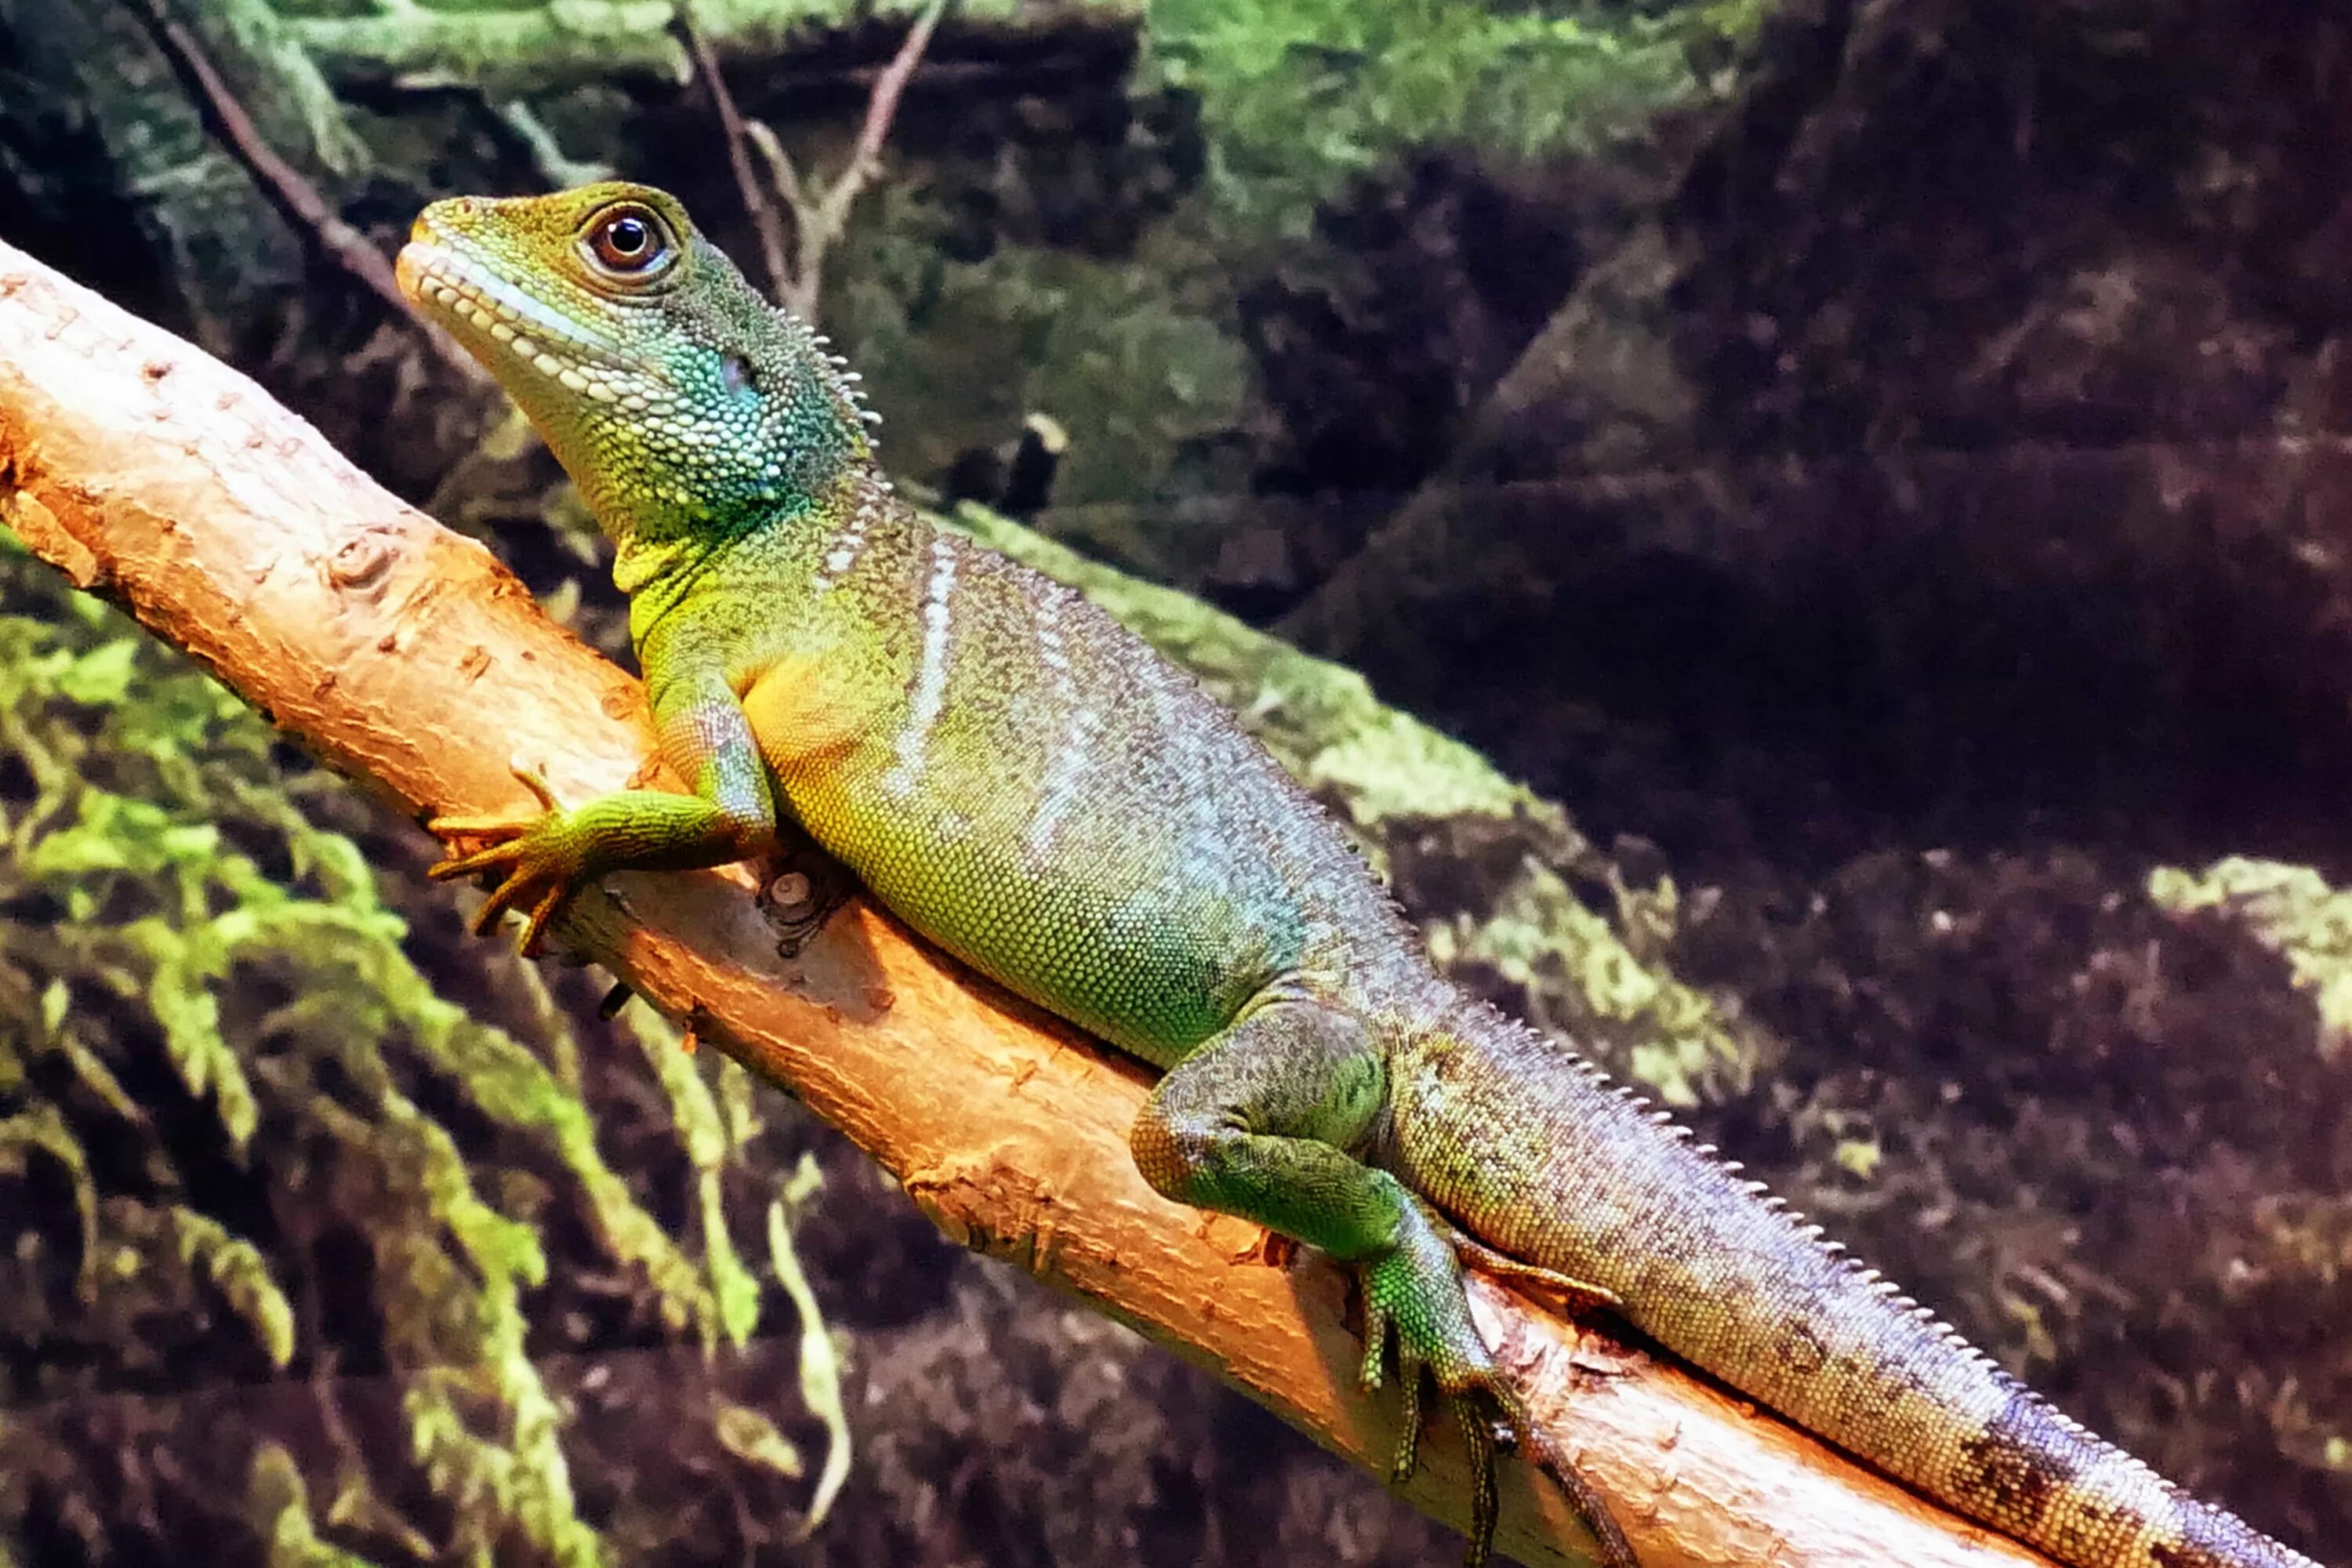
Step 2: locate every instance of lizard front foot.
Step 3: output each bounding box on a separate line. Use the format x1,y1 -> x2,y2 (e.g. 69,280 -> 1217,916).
427,764 -> 594,956
1360,1203 -> 1636,1568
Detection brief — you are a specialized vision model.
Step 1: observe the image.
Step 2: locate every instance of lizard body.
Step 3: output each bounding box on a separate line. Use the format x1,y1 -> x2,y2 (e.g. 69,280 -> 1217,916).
396,183 -> 2325,1568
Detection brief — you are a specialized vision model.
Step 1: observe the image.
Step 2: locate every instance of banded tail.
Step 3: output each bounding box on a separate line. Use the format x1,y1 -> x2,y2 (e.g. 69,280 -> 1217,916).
1386,994 -> 2325,1568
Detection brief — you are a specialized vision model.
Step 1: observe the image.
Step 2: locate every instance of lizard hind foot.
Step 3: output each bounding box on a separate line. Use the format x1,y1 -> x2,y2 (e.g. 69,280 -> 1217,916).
1356,1219 -> 1639,1568
1446,1227 -> 1623,1317
1356,1217 -> 1501,1561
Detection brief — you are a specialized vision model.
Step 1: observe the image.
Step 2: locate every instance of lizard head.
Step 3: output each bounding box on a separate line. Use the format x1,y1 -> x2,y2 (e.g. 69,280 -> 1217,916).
397,182 -> 872,572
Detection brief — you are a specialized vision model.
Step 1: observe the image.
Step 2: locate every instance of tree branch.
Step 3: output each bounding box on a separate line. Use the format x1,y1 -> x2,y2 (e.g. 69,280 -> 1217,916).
0,240 -> 2055,1568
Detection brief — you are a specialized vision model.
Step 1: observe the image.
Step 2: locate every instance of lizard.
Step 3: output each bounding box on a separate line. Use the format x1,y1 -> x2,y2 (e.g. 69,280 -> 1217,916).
394,180 -> 2328,1568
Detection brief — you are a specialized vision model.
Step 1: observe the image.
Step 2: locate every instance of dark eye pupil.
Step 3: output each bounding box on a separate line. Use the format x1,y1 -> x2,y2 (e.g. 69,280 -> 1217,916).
586,207 -> 670,274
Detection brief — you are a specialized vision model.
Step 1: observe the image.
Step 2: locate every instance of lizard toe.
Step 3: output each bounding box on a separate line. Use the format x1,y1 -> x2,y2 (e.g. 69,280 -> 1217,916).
517,881 -> 569,957
1388,1357 -> 1424,1487
1359,1294 -> 1391,1394
429,839 -> 528,881
1454,1390 -> 1502,1568
1447,1228 -> 1621,1316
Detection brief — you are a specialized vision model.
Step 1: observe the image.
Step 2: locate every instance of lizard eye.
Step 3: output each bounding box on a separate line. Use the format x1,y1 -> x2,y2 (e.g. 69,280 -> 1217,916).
583,204 -> 674,278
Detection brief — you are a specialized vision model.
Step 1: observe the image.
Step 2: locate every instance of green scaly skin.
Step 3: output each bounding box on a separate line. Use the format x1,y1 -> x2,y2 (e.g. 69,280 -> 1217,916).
397,183 -> 2327,1568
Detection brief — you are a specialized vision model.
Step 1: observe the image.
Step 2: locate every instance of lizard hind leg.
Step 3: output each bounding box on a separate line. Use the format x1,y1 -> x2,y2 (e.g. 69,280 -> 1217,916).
1129,997 -> 1624,1567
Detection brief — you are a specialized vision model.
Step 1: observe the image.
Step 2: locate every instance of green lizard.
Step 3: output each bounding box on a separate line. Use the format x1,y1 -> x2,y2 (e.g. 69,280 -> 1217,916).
396,182 -> 2326,1568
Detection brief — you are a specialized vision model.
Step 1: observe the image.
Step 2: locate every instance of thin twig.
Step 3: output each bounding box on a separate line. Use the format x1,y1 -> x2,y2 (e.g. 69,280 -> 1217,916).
122,0 -> 486,383
742,121 -> 809,215
754,0 -> 952,322
739,121 -> 823,321
676,3 -> 795,305
837,0 -> 950,217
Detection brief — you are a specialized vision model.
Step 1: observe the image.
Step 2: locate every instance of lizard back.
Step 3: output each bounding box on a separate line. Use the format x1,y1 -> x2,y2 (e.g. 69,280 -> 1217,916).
708,480 -> 1421,1066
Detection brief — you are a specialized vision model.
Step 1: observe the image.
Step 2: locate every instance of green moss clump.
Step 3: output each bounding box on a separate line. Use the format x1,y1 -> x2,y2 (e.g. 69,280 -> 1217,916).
0,536 -> 845,1566
1152,0 -> 1771,235
2150,856 -> 2352,1058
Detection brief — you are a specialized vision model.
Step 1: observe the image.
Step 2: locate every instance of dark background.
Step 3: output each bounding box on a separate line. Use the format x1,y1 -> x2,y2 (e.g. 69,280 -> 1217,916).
2,1 -> 2347,1563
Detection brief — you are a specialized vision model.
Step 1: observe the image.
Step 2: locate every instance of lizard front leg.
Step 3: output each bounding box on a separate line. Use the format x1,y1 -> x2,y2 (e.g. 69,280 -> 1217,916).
429,662 -> 778,955
1129,998 -> 1634,1568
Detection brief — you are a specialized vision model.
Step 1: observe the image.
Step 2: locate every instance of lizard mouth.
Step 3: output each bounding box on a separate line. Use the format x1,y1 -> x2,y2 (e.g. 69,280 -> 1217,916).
396,228 -> 652,398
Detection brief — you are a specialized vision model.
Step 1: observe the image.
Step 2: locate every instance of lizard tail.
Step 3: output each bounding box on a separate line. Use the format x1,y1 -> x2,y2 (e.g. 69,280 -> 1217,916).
1386,993 -> 2327,1568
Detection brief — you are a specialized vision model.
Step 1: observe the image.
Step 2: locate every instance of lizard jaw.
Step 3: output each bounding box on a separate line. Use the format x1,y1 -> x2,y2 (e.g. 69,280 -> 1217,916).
396,232 -> 656,411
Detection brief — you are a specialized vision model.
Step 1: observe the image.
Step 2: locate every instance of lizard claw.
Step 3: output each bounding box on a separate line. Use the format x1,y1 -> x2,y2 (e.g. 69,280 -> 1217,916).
426,762 -> 566,844
1359,1203 -> 1638,1568
425,763 -> 590,956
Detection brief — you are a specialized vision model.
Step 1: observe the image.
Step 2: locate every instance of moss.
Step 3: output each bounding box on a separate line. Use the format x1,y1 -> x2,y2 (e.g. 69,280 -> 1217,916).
245,1443 -> 385,1568
766,1159 -> 853,1541
2149,856 -> 2352,1058
0,541 -> 845,1564
0,1105 -> 100,1301
160,1207 -> 299,1369
614,1004 -> 764,1344
279,0 -> 1142,92
1152,0 -> 1769,235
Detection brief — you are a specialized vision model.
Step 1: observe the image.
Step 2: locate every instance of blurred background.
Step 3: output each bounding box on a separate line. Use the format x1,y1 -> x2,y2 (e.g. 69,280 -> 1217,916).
1,1 -> 2349,1563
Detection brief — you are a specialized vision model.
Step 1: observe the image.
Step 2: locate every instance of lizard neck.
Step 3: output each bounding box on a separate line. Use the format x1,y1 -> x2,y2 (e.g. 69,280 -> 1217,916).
590,372 -> 873,602
617,466 -> 885,644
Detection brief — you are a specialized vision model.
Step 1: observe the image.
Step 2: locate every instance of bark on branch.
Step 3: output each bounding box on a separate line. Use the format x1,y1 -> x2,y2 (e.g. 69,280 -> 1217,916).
0,240 -> 2053,1568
